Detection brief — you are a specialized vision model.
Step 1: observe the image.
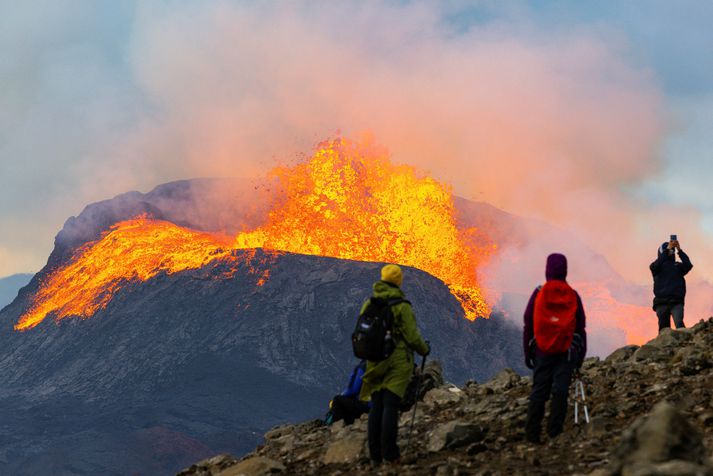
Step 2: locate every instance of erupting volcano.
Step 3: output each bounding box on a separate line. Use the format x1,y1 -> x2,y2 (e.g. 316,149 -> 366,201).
17,138 -> 495,331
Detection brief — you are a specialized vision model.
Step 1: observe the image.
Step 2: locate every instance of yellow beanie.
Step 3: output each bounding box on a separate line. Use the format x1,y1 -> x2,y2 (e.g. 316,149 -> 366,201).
381,264 -> 403,287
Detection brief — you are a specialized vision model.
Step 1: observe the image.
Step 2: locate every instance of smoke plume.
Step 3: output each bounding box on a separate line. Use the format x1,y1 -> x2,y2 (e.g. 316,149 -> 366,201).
2,1 -> 711,353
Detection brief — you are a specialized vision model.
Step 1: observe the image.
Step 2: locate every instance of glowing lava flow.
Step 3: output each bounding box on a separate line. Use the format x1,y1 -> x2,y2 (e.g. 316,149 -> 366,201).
234,138 -> 494,318
17,138 -> 494,330
16,218 -> 253,330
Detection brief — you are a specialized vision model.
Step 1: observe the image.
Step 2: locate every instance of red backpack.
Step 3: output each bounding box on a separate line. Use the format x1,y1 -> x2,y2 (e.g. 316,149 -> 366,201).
533,281 -> 578,354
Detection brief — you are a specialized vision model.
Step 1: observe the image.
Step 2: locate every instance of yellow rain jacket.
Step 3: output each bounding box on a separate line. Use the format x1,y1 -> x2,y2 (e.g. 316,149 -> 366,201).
359,280 -> 429,400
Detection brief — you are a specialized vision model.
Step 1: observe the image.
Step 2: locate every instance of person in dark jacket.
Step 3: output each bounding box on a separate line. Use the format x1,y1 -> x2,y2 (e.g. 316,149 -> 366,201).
523,253 -> 587,443
325,360 -> 370,426
650,239 -> 693,332
360,264 -> 429,465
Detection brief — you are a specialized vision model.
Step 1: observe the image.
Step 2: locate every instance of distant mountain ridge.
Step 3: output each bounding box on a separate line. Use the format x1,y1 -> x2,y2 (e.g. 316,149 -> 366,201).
0,273 -> 33,310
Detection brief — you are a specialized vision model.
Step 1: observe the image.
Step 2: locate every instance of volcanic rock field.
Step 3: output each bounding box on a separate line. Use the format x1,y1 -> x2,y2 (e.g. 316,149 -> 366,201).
180,318 -> 713,476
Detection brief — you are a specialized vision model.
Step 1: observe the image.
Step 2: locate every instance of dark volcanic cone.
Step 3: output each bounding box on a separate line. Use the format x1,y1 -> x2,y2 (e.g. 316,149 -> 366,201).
0,247 -> 524,475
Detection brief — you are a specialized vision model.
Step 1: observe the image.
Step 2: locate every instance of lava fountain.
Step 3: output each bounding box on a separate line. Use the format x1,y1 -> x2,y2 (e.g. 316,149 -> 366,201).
16,138 -> 494,330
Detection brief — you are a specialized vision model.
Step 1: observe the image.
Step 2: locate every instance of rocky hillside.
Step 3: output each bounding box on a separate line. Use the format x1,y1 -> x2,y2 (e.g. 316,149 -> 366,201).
0,250 -> 525,476
180,317 -> 713,476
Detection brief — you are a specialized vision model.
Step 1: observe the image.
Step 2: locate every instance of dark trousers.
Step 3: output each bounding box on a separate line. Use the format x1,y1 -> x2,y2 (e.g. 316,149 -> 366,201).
526,353 -> 574,441
368,389 -> 401,462
655,303 -> 685,331
331,395 -> 370,425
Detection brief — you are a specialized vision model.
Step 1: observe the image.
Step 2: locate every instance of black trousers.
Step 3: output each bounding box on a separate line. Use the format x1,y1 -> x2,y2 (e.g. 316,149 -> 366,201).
368,389 -> 401,462
331,395 -> 370,425
526,353 -> 574,440
655,303 -> 685,331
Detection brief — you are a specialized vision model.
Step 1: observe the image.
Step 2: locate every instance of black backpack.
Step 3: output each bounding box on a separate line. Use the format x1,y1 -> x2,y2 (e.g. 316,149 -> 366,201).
352,297 -> 409,361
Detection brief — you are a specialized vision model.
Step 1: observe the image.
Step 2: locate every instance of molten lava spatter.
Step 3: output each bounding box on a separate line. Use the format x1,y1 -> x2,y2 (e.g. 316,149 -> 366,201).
234,138 -> 494,318
17,138 -> 494,330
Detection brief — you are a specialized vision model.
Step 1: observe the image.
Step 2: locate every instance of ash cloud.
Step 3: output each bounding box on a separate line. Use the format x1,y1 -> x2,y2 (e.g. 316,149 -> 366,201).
120,1 -> 712,285
2,1 -> 712,336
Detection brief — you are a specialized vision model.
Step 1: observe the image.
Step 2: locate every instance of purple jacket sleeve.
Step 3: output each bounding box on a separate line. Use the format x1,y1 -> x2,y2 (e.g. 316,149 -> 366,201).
523,288 -> 539,360
574,291 -> 587,361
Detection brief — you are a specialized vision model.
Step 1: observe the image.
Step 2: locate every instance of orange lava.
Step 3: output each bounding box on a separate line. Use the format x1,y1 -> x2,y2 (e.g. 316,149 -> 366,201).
17,138 -> 494,330
234,138 -> 494,318
573,282 -> 657,346
16,218 -> 268,330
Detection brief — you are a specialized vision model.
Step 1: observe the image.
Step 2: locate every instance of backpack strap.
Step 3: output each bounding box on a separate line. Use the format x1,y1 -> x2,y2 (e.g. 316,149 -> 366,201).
530,286 -> 543,347
384,298 -> 411,343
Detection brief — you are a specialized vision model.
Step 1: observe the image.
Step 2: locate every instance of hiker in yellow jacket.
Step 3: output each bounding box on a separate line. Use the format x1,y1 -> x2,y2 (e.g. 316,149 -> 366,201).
359,264 -> 429,465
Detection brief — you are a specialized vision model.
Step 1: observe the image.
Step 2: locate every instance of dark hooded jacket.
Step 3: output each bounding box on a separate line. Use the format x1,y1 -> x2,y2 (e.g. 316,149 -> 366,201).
523,253 -> 587,365
650,242 -> 693,309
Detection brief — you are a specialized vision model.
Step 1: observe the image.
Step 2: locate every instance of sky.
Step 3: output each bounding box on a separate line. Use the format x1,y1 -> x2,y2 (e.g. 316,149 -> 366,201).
1,0 -> 712,288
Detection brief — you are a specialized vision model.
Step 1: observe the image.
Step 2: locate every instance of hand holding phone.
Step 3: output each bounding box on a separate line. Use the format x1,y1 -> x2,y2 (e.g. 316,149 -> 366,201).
669,235 -> 680,251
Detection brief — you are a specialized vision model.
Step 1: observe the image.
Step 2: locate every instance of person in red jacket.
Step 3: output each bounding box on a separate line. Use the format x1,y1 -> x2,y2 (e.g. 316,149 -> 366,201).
523,253 -> 587,443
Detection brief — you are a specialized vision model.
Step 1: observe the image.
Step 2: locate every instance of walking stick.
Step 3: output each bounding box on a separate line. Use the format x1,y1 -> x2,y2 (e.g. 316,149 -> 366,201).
407,352 -> 428,449
573,370 -> 590,424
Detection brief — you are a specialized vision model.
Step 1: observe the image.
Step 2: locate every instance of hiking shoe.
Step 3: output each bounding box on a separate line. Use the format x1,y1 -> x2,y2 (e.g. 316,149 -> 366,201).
526,433 -> 542,444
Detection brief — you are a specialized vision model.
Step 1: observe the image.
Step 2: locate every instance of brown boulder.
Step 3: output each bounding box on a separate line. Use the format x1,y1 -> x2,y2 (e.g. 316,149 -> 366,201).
217,456 -> 285,476
610,401 -> 710,475
428,421 -> 486,452
322,433 -> 366,464
606,345 -> 640,363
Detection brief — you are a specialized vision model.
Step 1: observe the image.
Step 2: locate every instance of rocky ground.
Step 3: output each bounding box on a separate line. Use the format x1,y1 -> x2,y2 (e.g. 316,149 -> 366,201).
180,317 -> 713,476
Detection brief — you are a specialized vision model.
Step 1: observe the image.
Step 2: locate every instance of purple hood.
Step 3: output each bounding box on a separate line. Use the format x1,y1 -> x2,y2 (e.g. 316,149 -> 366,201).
545,253 -> 568,281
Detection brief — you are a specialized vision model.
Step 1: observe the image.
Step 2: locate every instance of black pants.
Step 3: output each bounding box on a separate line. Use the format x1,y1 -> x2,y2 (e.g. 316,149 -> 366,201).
655,303 -> 685,331
368,389 -> 401,462
526,353 -> 574,441
331,395 -> 370,425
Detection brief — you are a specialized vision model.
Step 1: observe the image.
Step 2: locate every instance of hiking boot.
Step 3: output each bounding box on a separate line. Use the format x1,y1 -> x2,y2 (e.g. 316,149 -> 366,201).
525,429 -> 543,444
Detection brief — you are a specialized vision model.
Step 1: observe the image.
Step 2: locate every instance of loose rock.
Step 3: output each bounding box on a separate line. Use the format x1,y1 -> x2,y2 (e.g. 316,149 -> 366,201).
322,433 -> 366,464
216,456 -> 285,476
609,401 -> 709,475
606,345 -> 639,363
179,317 -> 713,476
428,421 -> 486,452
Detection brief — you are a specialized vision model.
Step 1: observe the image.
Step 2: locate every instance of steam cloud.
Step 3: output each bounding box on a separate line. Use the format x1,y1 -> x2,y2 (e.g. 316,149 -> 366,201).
2,2 -> 712,353
124,2 -> 711,281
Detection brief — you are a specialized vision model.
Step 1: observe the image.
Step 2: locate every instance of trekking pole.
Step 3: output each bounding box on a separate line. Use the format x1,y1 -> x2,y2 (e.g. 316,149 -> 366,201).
407,351 -> 428,449
573,371 -> 590,424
